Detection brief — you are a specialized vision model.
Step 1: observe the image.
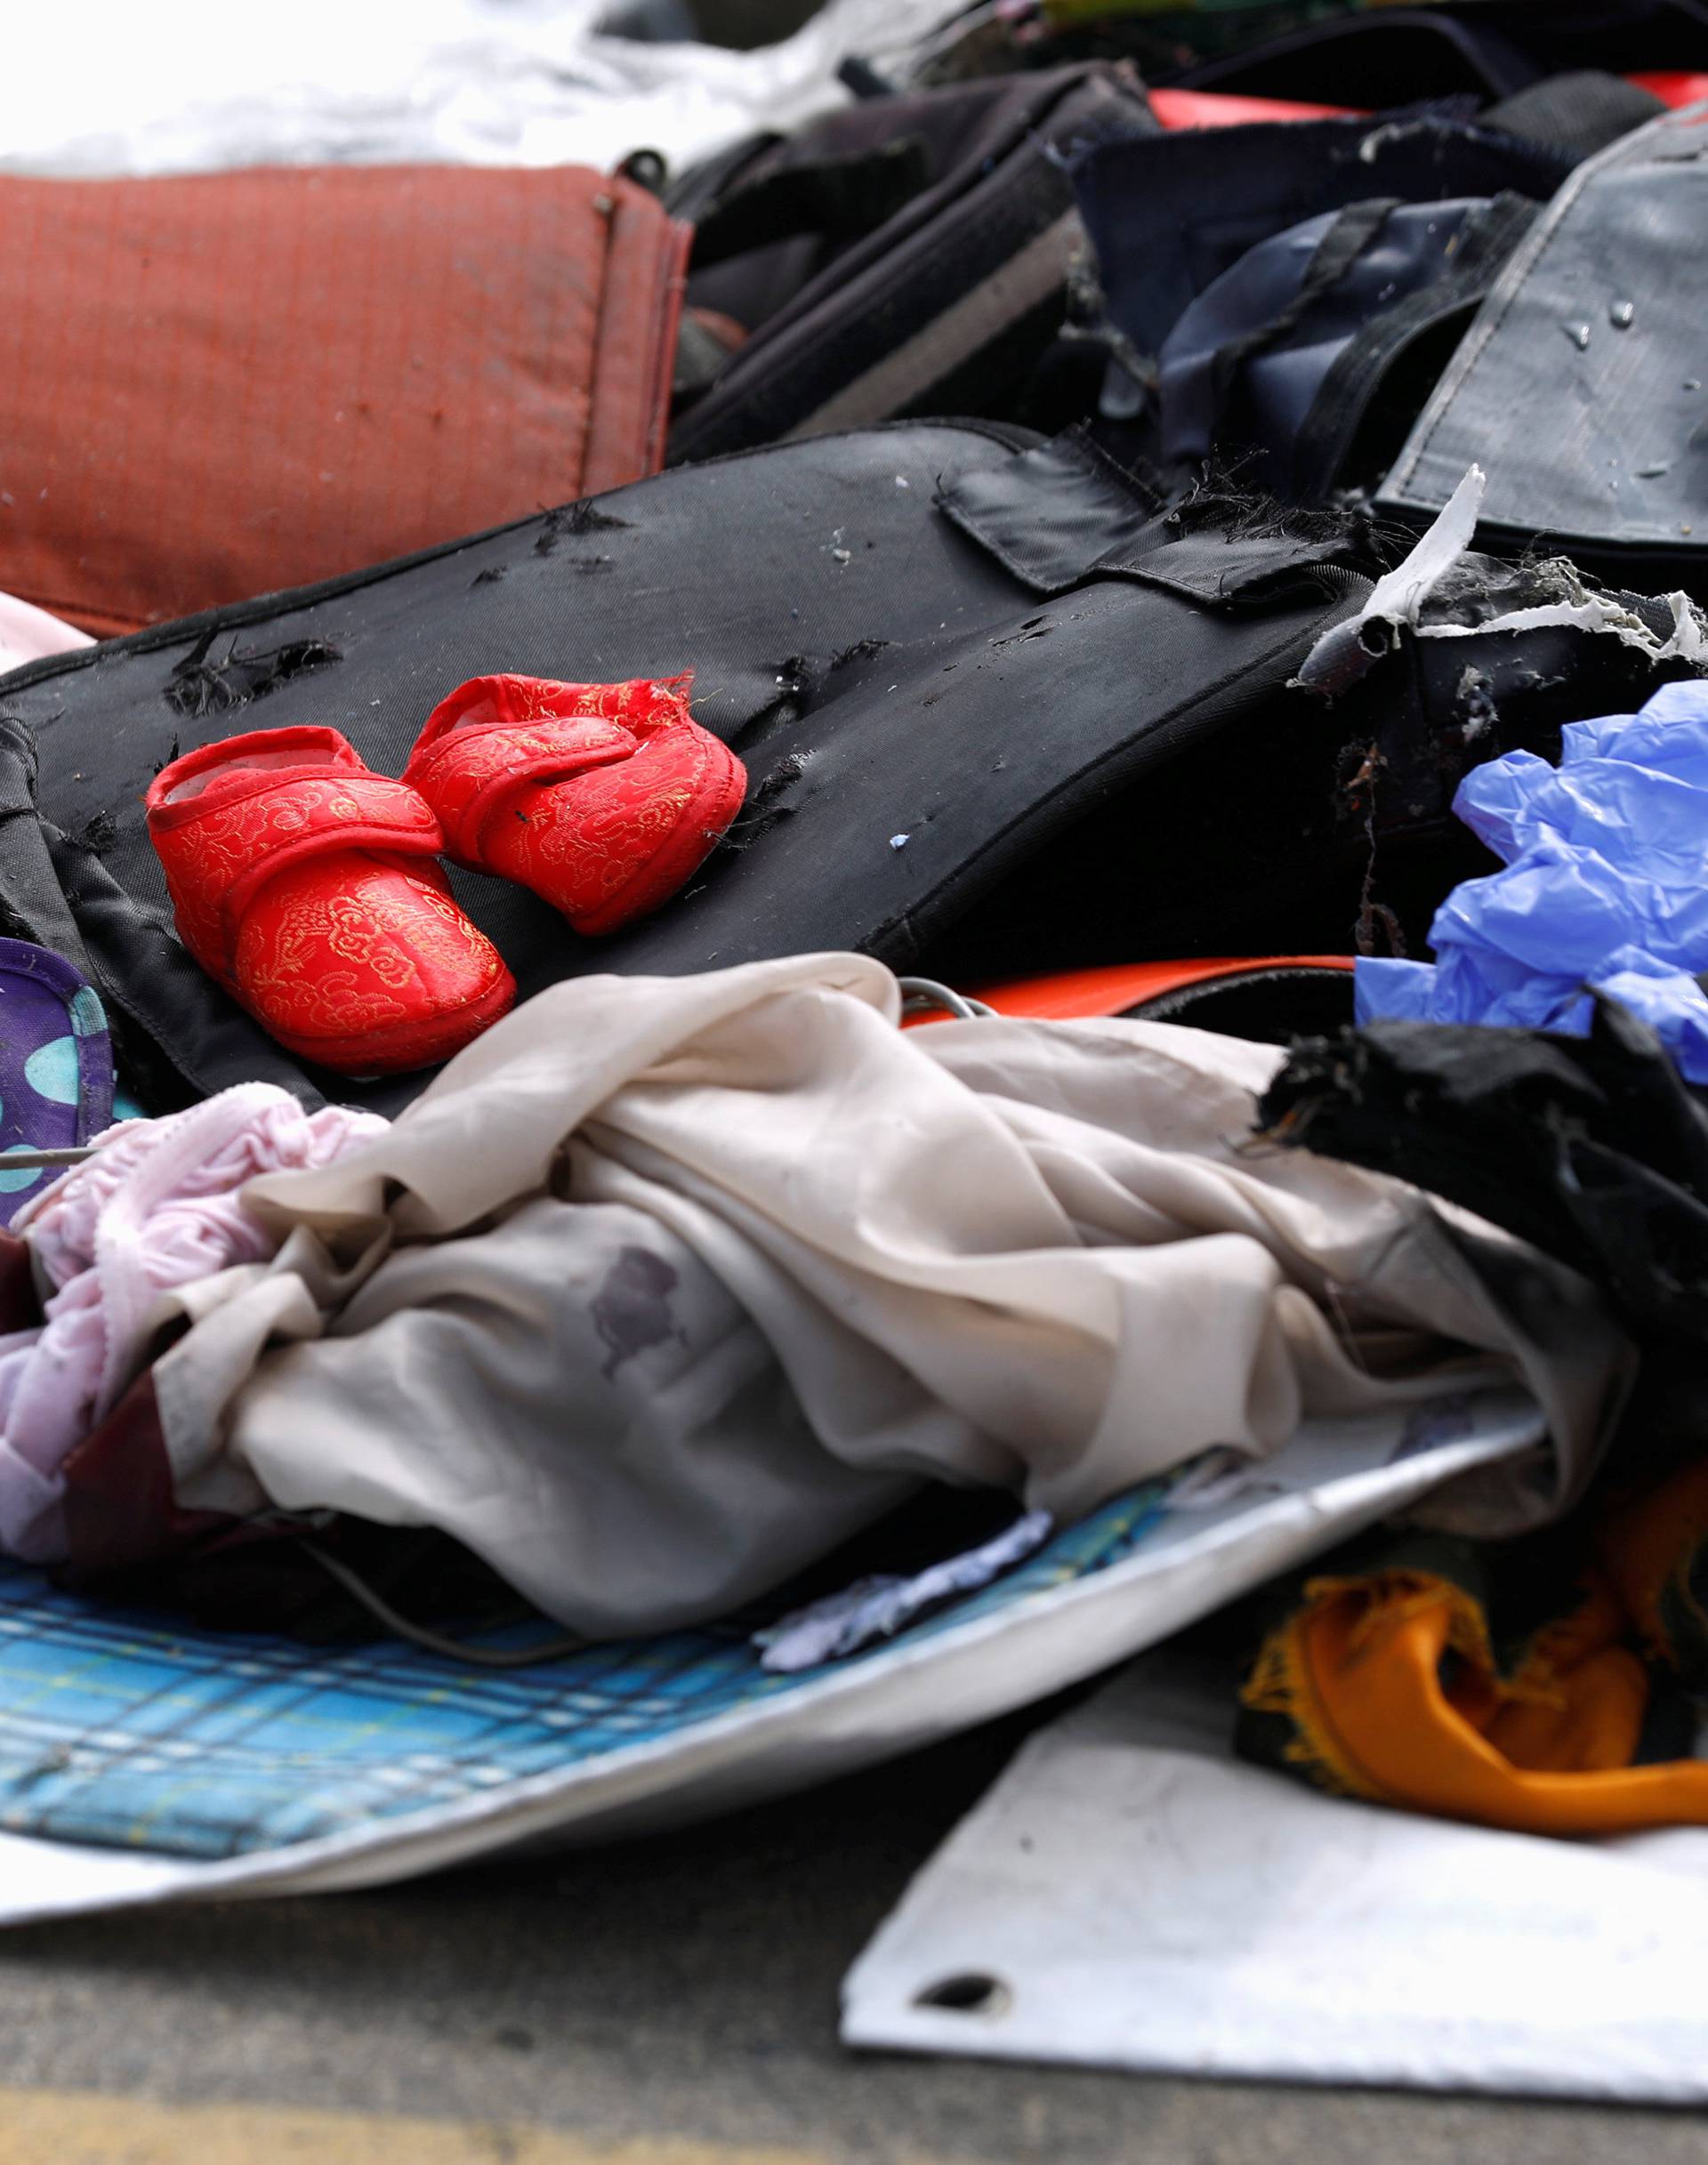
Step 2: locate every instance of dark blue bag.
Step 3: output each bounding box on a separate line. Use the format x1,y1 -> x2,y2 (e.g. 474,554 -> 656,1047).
1073,115 -> 1573,498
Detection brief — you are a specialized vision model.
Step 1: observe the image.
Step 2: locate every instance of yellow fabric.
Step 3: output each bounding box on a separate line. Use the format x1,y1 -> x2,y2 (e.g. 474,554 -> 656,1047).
1241,1564 -> 1708,1837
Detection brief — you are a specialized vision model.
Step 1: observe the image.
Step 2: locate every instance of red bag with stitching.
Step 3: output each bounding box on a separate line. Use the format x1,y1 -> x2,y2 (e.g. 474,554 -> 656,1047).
0,165 -> 689,637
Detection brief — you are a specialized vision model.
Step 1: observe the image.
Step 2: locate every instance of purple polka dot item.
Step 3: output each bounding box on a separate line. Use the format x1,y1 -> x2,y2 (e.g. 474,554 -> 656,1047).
0,939 -> 115,1227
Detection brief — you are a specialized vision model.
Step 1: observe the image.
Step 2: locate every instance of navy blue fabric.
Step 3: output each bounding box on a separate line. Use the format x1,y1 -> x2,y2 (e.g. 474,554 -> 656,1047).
1074,117 -> 1574,370
1156,197 -> 1482,479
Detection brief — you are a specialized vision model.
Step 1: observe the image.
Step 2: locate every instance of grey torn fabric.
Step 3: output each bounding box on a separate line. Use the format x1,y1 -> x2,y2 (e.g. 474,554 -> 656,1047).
753,1509 -> 1055,1672
149,954 -> 1627,1636
1378,102 -> 1708,554
1295,465 -> 1708,696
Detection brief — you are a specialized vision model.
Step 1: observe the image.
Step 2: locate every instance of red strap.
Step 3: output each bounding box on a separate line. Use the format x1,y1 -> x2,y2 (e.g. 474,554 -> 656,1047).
411,714 -> 635,864
1149,89 -> 1357,129
215,772 -> 444,935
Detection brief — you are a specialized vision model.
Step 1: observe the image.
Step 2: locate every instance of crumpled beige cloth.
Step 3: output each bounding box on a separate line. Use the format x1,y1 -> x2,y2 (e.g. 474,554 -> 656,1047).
149,954 -> 1627,1635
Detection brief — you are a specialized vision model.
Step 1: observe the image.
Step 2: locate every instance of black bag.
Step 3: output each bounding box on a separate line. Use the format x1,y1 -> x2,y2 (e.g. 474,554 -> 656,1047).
0,422 -> 1379,1115
3,422 -> 1696,1116
1378,100 -> 1708,598
1181,8 -> 1542,101
666,64 -> 1157,459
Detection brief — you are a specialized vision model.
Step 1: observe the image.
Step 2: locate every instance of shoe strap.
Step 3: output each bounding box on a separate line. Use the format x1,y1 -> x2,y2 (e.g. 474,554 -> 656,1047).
407,715 -> 634,865
156,769 -> 446,971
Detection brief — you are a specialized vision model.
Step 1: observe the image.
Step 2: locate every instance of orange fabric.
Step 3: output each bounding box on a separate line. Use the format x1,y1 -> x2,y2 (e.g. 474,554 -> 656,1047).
1248,1571 -> 1708,1838
0,165 -> 689,637
965,956 -> 1354,1023
902,957 -> 1353,1029
1599,1456 -> 1708,1678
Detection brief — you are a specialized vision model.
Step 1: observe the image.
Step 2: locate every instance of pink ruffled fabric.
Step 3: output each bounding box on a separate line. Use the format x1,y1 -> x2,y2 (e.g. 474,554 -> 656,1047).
0,1082 -> 386,1562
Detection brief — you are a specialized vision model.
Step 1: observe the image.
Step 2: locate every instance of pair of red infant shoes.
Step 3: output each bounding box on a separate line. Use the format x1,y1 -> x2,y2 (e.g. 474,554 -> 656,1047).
146,673 -> 745,1074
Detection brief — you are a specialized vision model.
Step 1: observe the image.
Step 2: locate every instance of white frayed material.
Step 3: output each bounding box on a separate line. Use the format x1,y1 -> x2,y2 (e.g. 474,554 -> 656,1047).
1296,463 -> 1708,693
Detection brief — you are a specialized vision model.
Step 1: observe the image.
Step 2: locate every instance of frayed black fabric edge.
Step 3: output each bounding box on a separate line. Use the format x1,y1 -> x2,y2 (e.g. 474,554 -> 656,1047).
0,419 -> 1042,699
164,634 -> 342,720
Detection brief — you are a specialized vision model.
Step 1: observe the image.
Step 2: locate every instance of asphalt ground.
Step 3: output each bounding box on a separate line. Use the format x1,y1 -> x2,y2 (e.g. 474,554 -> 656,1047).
0,1705 -> 1696,2163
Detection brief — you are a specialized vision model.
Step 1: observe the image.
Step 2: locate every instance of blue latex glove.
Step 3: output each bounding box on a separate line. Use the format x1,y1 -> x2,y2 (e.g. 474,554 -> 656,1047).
1355,679 -> 1708,1081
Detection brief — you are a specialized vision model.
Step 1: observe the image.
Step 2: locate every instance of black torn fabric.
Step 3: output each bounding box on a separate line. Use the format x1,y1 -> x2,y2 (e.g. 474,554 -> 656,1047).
1163,457 -> 1379,552
830,637 -> 890,669
164,634 -> 342,719
717,751 -> 812,852
1260,997 -> 1708,1348
70,809 -> 117,857
534,501 -> 632,557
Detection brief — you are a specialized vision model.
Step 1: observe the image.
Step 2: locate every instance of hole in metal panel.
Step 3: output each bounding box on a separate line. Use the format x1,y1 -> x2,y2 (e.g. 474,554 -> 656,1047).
913,1972 -> 1012,2017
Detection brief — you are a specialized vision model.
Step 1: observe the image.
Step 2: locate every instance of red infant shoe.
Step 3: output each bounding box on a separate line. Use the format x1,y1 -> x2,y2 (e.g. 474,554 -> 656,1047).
147,728 -> 515,1074
403,672 -> 747,936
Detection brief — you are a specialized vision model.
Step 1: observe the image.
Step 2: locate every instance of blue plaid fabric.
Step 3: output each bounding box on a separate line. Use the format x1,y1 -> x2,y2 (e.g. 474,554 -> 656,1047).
0,1485 -> 1167,1860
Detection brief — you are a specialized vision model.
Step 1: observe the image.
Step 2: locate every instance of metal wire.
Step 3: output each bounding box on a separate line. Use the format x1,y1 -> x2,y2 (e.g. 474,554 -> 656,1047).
898,976 -> 997,1022
294,1539 -> 587,1670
